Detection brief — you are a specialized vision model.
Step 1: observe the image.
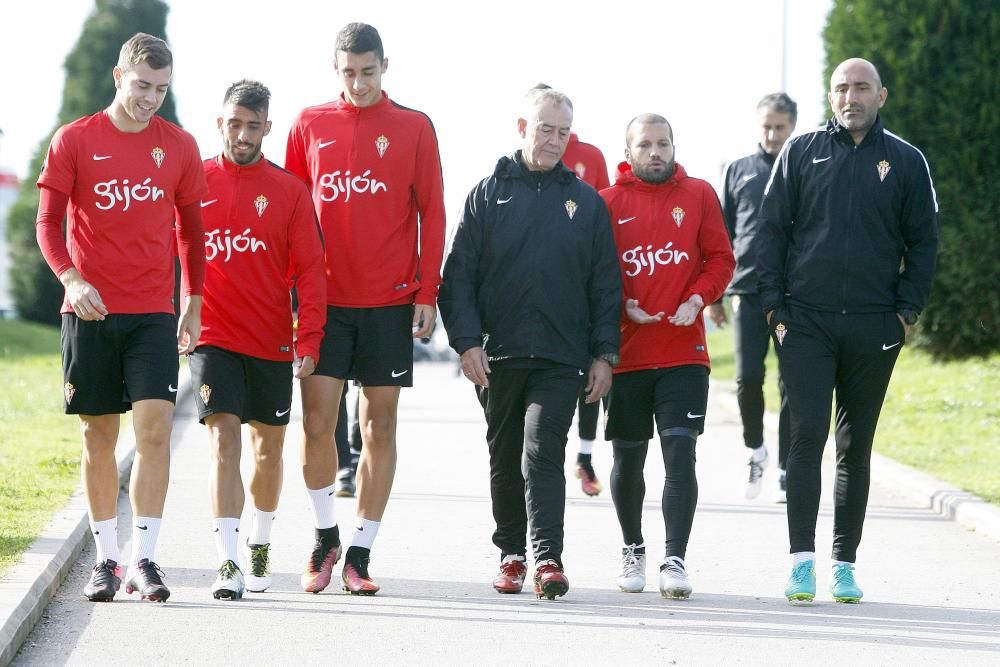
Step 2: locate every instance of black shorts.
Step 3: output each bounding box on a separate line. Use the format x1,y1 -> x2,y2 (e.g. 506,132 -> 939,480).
604,365 -> 709,441
188,345 -> 293,426
61,313 -> 179,415
314,304 -> 414,387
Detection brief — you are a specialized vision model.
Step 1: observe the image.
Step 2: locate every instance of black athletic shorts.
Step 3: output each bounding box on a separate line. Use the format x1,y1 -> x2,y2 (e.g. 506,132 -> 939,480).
61,313 -> 179,415
188,345 -> 293,426
604,365 -> 709,441
314,304 -> 414,387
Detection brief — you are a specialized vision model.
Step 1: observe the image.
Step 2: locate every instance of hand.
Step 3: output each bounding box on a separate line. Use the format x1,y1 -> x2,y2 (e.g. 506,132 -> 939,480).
585,359 -> 613,403
176,295 -> 202,355
625,298 -> 665,324
667,294 -> 704,327
412,303 -> 436,339
294,355 -> 316,379
61,268 -> 107,321
896,313 -> 911,337
705,303 -> 728,328
460,347 -> 491,387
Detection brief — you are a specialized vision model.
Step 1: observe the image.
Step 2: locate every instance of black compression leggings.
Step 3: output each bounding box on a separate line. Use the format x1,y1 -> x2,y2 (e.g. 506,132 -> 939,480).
610,435 -> 698,559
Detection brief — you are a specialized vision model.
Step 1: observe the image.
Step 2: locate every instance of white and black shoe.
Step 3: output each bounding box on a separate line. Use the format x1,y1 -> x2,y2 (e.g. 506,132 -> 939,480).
743,445 -> 768,499
659,557 -> 692,599
617,544 -> 646,593
774,468 -> 787,503
212,560 -> 245,601
245,542 -> 272,592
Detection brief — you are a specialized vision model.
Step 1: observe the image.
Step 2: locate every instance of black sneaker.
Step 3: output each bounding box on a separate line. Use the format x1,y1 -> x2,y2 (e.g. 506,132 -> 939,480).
342,546 -> 379,595
125,558 -> 170,602
335,467 -> 356,498
83,559 -> 122,602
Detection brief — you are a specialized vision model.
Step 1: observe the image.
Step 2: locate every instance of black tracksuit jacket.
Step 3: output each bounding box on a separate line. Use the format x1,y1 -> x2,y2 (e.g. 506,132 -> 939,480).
756,116 -> 938,316
439,152 -> 621,369
722,144 -> 776,296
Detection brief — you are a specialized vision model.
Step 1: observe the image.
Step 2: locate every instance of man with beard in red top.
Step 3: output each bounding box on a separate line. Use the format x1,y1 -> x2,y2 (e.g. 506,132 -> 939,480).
602,114 -> 734,598
35,33 -> 207,603
190,80 -> 326,601
285,22 -> 445,595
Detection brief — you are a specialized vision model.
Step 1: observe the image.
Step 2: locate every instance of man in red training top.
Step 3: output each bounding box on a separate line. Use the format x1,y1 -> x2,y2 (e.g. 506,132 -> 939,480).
190,80 -> 326,601
602,114 -> 734,599
285,22 -> 446,595
35,32 -> 207,603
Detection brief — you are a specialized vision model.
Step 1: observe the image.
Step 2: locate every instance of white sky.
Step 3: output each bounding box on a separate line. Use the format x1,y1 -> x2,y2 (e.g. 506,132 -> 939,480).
0,0 -> 833,222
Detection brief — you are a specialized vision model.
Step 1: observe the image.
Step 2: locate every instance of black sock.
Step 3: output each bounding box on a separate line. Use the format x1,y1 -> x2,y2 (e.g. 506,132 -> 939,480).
317,525 -> 340,546
346,545 -> 370,563
577,452 -> 592,465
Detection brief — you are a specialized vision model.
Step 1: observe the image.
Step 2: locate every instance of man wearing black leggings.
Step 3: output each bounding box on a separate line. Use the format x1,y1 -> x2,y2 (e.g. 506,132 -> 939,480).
602,114 -> 734,598
757,58 -> 938,603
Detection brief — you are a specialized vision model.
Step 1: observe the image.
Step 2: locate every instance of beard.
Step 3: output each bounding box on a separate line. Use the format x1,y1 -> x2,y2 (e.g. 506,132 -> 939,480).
633,159 -> 675,184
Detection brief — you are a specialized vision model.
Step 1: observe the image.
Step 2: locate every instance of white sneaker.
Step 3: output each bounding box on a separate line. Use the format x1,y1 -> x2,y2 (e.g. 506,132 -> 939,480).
743,445 -> 769,499
659,557 -> 692,599
245,541 -> 272,592
773,468 -> 787,503
212,560 -> 245,600
617,544 -> 646,593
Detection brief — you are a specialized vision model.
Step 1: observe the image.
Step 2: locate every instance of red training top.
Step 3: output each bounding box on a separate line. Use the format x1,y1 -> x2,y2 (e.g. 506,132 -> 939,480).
601,162 -> 735,373
284,92 -> 446,308
563,133 -> 610,191
36,112 -> 207,314
198,155 -> 327,363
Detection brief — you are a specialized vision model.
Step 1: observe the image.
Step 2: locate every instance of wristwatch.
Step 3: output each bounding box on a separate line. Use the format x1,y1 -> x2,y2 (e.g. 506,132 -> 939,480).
899,309 -> 919,326
597,352 -> 620,368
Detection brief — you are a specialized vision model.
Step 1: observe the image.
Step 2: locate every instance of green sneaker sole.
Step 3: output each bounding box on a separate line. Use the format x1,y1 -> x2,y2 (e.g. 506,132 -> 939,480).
787,592 -> 815,602
832,595 -> 861,603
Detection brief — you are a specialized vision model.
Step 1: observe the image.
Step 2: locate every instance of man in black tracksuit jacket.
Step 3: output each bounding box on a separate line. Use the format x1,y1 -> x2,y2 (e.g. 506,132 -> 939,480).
439,88 -> 621,600
757,58 -> 938,604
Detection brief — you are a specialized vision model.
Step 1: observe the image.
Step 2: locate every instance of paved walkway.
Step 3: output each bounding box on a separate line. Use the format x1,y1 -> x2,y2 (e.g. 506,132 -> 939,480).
11,362 -> 1000,665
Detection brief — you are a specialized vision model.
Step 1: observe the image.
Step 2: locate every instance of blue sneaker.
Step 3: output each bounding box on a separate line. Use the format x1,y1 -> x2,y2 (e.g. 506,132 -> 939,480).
785,560 -> 816,602
830,562 -> 863,603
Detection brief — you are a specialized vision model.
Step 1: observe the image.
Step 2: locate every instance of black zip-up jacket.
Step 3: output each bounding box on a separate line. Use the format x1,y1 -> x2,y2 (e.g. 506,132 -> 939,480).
722,144 -> 776,295
756,116 -> 938,316
439,151 -> 621,369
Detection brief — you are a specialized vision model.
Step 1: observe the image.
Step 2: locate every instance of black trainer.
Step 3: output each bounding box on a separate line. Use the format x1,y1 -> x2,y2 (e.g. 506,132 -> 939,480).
125,558 -> 170,602
83,559 -> 122,602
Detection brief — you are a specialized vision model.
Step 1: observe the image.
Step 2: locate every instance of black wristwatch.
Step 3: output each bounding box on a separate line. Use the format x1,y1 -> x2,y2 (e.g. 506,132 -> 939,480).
596,352 -> 619,368
900,309 -> 919,326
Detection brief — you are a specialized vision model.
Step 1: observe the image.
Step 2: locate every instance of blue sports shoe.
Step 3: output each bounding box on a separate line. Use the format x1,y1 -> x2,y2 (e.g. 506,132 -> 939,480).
830,562 -> 863,603
785,560 -> 816,602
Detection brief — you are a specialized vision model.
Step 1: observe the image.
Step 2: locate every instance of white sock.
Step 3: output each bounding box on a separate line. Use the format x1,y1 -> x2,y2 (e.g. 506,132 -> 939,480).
751,444 -> 768,462
350,518 -> 380,550
249,508 -> 276,545
306,483 -> 338,529
792,551 -> 815,565
578,438 -> 595,456
212,517 -> 241,566
832,559 -> 853,567
501,553 -> 526,564
129,516 -> 162,566
89,517 -> 120,564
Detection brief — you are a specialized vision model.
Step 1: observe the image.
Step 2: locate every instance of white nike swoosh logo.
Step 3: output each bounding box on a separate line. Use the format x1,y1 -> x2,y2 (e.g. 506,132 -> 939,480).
686,412 -> 704,419
812,156 -> 832,164
578,369 -> 585,376
317,140 -> 337,149
92,154 -> 111,161
882,342 -> 901,350
617,216 -> 637,225
497,197 -> 512,204
391,369 -> 409,378
742,174 -> 757,182
275,408 -> 291,417
200,199 -> 218,208
168,385 -> 178,392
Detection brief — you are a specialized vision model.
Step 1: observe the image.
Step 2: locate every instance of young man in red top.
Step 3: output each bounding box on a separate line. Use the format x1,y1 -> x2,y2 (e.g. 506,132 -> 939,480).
190,80 -> 326,600
602,114 -> 734,598
285,22 -> 445,595
35,33 -> 207,603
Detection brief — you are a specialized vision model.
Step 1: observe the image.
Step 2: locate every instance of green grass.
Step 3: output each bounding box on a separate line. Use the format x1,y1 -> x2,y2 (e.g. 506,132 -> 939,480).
707,326 -> 1000,504
0,320 -> 82,577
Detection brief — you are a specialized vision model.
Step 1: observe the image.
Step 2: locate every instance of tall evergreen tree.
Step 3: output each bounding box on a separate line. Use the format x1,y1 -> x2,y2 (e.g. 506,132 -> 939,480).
824,0 -> 999,357
6,0 -> 175,324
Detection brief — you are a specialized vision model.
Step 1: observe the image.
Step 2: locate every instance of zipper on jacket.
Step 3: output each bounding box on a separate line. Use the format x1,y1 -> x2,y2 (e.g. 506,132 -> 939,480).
841,145 -> 857,314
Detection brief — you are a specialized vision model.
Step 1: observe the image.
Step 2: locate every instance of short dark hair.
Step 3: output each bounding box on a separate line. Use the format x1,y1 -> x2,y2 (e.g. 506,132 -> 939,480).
118,32 -> 172,72
757,92 -> 798,126
625,114 -> 673,145
224,79 -> 271,115
335,22 -> 384,62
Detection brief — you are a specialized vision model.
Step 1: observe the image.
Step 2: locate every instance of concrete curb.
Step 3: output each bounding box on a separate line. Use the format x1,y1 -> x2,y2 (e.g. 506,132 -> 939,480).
713,378 -> 1000,544
0,368 -> 191,666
